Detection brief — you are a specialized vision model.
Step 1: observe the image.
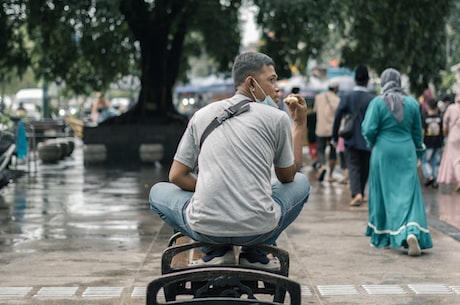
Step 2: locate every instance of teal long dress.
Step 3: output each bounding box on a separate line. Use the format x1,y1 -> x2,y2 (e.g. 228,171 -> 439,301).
362,95 -> 433,250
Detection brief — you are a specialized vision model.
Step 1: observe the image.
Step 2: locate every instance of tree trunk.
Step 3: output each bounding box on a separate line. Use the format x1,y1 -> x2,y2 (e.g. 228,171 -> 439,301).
86,0 -> 190,165
105,0 -> 190,126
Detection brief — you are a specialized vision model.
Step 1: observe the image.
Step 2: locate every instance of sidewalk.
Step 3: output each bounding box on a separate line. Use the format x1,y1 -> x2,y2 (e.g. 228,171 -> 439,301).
0,141 -> 459,305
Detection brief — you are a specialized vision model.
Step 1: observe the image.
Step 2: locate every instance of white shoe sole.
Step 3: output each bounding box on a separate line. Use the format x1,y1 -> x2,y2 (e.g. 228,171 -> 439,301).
239,257 -> 280,271
189,250 -> 235,266
407,234 -> 421,256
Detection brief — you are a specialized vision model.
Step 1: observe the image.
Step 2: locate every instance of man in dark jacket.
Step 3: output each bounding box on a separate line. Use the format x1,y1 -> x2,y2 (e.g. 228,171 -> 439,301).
332,65 -> 375,206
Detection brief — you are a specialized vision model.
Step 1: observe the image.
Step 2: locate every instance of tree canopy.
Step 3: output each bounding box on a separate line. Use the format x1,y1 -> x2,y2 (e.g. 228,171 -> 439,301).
255,0 -> 454,96
1,0 -> 459,122
1,0 -> 241,122
253,0 -> 342,79
337,0 -> 452,96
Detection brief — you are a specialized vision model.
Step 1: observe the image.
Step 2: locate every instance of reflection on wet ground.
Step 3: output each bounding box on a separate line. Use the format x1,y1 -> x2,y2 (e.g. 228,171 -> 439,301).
1,143 -> 459,253
0,145 -> 168,254
0,142 -> 459,305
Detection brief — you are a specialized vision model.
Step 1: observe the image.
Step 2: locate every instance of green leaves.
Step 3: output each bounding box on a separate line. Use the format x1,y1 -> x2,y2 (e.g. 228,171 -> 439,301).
253,0 -> 455,96
1,0 -> 458,108
24,0 -> 137,95
254,0 -> 341,78
0,0 -> 30,82
338,0 -> 452,95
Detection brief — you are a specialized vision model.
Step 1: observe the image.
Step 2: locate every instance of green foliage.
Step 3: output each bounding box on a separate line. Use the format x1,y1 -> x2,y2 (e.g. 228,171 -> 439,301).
2,0 -> 460,115
253,0 -> 341,78
446,0 -> 460,67
191,1 -> 241,71
338,0 -> 452,96
176,0 -> 242,83
25,0 -> 138,95
0,0 -> 30,82
251,0 -> 457,96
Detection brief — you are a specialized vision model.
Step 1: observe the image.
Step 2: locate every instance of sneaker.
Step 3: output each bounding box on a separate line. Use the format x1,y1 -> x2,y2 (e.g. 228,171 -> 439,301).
407,234 -> 421,257
189,248 -> 235,266
238,249 -> 280,271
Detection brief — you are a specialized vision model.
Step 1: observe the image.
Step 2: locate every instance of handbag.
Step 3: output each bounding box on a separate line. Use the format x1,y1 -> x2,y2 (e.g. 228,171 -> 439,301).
339,113 -> 355,139
338,93 -> 367,139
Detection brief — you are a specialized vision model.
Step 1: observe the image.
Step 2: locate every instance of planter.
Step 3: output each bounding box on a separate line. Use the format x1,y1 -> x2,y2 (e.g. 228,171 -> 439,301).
37,142 -> 62,163
83,123 -> 185,166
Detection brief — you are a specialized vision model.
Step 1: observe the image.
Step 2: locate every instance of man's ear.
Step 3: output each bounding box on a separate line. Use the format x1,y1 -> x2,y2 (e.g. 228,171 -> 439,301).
244,76 -> 254,91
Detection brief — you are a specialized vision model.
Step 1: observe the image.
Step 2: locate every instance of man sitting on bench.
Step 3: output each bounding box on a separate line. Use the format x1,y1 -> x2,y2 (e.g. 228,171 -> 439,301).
149,52 -> 310,270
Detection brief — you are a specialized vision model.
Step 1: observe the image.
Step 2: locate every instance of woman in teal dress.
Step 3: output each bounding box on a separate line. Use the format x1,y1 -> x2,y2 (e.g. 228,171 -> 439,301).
362,68 -> 433,256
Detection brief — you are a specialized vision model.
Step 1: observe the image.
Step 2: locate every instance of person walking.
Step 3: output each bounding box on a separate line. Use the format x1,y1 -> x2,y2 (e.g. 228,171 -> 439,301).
314,79 -> 340,182
362,68 -> 433,256
149,52 -> 310,269
437,92 -> 460,193
332,65 -> 375,206
91,96 -> 120,125
421,98 -> 444,188
306,98 -> 319,170
337,136 -> 348,184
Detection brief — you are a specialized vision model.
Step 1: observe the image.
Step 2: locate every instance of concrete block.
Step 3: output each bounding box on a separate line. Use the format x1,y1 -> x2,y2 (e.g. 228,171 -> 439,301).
84,144 -> 106,164
139,144 -> 164,163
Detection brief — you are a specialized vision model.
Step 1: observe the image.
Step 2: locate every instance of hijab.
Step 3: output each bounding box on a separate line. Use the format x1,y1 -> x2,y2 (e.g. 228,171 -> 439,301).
381,68 -> 406,122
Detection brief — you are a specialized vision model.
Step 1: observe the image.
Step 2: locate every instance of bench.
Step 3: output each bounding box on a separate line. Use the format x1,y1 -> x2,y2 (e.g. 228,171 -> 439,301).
29,119 -> 72,143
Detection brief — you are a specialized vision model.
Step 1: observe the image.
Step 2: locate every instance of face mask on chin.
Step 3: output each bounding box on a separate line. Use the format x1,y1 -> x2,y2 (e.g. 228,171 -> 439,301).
251,78 -> 279,109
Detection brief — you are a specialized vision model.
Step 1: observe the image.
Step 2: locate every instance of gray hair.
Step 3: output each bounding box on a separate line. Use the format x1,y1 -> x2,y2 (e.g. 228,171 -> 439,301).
232,52 -> 275,87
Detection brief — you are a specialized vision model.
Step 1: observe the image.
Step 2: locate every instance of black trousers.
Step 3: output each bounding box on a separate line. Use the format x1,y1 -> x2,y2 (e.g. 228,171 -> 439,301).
346,147 -> 371,198
316,136 -> 337,166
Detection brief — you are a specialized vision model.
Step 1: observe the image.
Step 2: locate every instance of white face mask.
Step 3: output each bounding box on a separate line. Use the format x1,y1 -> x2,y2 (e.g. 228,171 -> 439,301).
251,79 -> 279,109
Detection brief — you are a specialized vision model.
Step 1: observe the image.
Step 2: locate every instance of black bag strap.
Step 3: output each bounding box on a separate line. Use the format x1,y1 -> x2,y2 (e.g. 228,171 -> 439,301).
199,99 -> 251,148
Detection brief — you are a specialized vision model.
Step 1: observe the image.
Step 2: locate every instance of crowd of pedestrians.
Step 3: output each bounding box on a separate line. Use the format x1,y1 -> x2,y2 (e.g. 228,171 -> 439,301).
308,65 -> 460,257
149,51 -> 457,267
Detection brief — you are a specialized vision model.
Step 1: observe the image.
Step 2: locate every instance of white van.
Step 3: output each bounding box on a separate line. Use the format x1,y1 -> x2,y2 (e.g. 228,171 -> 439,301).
12,88 -> 43,120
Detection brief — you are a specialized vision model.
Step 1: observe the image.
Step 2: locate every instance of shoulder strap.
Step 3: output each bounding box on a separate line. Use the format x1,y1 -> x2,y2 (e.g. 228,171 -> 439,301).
324,92 -> 335,113
199,100 -> 251,148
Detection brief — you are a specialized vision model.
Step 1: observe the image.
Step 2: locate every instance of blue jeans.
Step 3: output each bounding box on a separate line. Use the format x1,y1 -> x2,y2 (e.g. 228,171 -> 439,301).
149,173 -> 310,246
421,148 -> 442,181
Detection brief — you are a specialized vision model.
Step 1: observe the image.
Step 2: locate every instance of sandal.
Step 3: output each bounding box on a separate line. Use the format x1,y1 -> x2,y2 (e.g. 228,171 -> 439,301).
317,168 -> 326,181
349,194 -> 363,207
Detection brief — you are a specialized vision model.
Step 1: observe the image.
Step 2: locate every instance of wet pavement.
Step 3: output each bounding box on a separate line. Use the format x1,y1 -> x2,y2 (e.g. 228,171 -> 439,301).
0,139 -> 459,305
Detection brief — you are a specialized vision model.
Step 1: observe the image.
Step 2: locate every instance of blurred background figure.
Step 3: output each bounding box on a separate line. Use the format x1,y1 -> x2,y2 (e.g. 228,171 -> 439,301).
91,96 -> 120,125
337,136 -> 348,184
314,79 -> 340,182
437,92 -> 460,193
421,98 -> 444,189
332,65 -> 374,206
15,102 -> 28,119
420,88 -> 433,117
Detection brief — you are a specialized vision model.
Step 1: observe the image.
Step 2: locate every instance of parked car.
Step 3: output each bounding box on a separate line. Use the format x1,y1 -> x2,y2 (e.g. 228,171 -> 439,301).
11,88 -> 43,121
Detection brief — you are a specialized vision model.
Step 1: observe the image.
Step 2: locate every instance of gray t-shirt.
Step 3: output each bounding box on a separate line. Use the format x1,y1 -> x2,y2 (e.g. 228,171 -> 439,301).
174,93 -> 294,236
